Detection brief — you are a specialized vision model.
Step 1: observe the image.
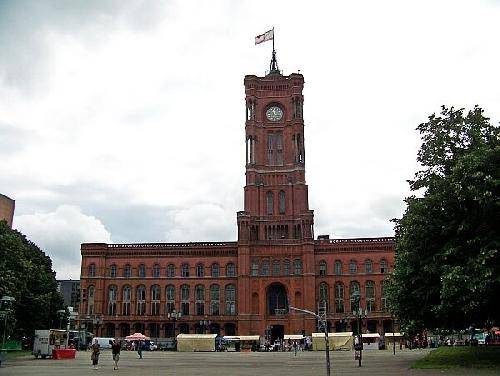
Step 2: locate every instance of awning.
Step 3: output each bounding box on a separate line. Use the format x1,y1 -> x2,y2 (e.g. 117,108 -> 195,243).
362,333 -> 380,338
223,335 -> 260,341
284,334 -> 304,340
312,332 -> 353,338
384,333 -> 403,337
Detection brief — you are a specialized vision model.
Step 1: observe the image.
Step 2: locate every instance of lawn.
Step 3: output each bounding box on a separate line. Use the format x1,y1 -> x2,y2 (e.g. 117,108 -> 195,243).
4,350 -> 31,360
411,346 -> 500,369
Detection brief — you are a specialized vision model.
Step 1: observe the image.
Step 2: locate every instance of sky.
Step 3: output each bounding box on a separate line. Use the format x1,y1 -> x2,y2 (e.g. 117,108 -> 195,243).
1,0 -> 499,279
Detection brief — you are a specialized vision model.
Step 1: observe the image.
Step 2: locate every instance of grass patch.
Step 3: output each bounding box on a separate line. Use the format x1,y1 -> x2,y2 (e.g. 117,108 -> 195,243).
4,350 -> 31,359
411,346 -> 500,369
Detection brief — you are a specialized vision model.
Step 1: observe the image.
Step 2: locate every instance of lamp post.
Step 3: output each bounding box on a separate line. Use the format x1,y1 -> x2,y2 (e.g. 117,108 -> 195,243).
199,316 -> 210,334
290,306 -> 331,376
93,315 -> 102,337
57,309 -> 66,330
1,296 -> 16,352
168,310 -> 182,349
351,291 -> 367,367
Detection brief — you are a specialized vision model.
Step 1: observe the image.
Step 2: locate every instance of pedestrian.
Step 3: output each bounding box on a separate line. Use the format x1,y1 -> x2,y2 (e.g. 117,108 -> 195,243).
293,341 -> 298,356
90,339 -> 100,370
137,340 -> 143,359
112,339 -> 121,370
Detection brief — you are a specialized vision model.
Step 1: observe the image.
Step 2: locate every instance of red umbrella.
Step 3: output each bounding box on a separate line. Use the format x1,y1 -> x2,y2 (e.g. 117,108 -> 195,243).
125,333 -> 150,341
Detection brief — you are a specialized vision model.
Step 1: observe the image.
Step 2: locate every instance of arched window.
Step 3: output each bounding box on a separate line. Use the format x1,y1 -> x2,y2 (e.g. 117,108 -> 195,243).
122,286 -> 131,316
283,259 -> 291,275
381,280 -> 388,311
151,285 -> 161,316
272,260 -> 280,276
366,281 -> 375,312
210,284 -> 220,315
167,264 -> 175,277
349,281 -> 360,312
225,284 -> 236,315
261,259 -> 270,276
196,263 -> 204,277
166,285 -> 175,313
335,283 -> 344,313
136,285 -> 146,315
266,191 -> 274,215
110,264 -> 117,278
88,264 -> 96,277
251,260 -> 259,276
278,190 -> 286,214
349,260 -> 357,274
108,285 -> 117,315
153,264 -> 160,278
87,285 -> 95,315
380,259 -> 388,274
319,282 -> 329,311
211,263 -> 220,277
334,260 -> 343,275
124,264 -> 131,278
181,285 -> 190,315
195,285 -> 205,315
319,260 -> 327,276
365,259 -> 373,274
181,263 -> 190,277
138,264 -> 146,278
226,263 -> 236,277
294,259 -> 302,275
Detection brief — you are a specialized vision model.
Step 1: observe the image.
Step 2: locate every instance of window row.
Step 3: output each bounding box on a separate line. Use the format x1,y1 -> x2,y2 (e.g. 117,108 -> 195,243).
318,259 -> 389,276
250,259 -> 302,276
86,284 -> 237,317
87,262 -> 237,278
318,281 -> 389,313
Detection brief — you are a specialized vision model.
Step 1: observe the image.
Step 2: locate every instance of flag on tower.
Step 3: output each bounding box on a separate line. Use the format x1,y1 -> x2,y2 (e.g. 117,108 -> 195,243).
255,29 -> 274,45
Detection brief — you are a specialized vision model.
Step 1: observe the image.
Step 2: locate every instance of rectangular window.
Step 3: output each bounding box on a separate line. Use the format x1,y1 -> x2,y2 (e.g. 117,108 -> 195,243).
267,132 -> 283,166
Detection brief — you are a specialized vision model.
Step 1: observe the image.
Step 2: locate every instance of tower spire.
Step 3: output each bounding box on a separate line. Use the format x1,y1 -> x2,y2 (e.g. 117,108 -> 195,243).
269,28 -> 280,74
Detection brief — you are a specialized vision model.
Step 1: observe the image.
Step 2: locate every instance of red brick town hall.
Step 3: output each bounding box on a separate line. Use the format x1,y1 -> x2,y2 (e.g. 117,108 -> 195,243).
80,54 -> 396,342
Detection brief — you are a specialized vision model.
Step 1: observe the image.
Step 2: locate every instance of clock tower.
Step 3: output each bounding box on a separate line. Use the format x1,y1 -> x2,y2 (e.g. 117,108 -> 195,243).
236,54 -> 317,336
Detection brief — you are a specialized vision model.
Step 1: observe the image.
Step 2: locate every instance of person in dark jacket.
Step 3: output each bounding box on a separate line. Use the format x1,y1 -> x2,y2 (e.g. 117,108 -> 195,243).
112,339 -> 121,370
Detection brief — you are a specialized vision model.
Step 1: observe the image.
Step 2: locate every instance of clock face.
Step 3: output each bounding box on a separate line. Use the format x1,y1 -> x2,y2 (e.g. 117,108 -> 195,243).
266,106 -> 283,121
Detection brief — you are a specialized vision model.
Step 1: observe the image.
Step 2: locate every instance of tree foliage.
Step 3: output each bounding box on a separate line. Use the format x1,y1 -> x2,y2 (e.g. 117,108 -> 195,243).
0,220 -> 65,338
388,106 -> 500,331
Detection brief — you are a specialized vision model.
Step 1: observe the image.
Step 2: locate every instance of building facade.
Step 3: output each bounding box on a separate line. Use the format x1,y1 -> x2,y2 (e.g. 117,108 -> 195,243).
57,280 -> 81,313
0,193 -> 15,228
80,58 -> 396,340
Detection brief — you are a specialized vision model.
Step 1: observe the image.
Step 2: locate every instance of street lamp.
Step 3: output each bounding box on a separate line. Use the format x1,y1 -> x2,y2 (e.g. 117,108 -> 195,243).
93,315 -> 102,337
351,290 -> 368,367
167,310 -> 182,348
57,309 -> 66,330
1,296 -> 16,353
199,316 -> 211,334
290,306 -> 331,376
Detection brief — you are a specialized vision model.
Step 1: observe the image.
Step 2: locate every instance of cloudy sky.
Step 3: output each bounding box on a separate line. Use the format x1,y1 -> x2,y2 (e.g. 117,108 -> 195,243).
1,0 -> 499,279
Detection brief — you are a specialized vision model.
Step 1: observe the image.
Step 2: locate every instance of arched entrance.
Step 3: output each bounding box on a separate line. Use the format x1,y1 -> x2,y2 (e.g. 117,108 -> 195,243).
267,283 -> 288,316
224,323 -> 236,336
119,323 -> 130,337
209,323 -> 220,335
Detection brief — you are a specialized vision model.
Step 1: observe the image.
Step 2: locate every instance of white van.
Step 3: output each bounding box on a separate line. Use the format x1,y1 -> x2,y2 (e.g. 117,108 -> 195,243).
92,337 -> 115,349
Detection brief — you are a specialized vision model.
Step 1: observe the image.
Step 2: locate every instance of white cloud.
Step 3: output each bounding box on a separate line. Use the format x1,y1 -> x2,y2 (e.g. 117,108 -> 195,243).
1,0 -> 500,277
166,203 -> 236,242
14,205 -> 111,279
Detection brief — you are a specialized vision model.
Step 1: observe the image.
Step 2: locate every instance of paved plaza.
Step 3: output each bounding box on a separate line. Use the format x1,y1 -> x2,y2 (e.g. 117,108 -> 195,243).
2,349 -> 498,375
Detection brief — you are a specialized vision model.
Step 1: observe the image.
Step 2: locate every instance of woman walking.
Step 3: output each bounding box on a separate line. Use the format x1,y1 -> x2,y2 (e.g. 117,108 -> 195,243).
90,339 -> 100,370
112,339 -> 121,370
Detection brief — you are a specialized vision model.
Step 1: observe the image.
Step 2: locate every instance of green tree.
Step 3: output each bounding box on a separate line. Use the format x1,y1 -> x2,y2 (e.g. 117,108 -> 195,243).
0,220 -> 65,339
388,106 -> 500,331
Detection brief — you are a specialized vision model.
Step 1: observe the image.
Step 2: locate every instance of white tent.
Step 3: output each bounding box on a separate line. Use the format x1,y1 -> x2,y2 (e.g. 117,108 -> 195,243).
361,333 -> 380,350
176,334 -> 217,352
312,332 -> 353,351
